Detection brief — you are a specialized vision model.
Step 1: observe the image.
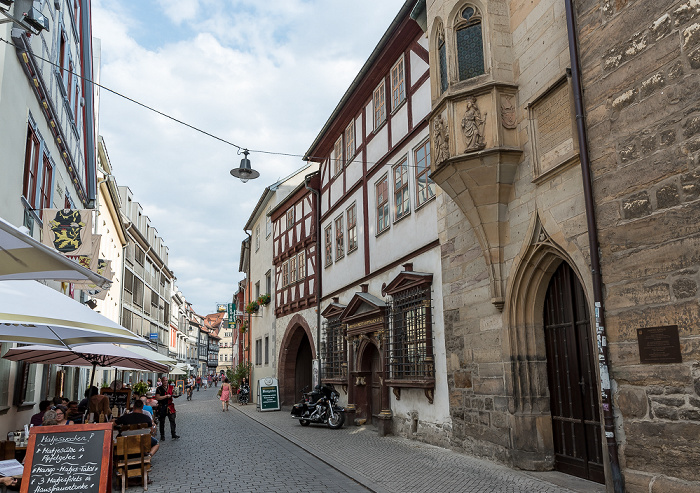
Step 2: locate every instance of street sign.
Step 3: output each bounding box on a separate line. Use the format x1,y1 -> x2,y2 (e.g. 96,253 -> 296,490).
149,333 -> 158,341
257,377 -> 280,412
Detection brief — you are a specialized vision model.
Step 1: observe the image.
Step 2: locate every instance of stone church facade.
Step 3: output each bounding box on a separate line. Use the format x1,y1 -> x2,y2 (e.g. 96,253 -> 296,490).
413,0 -> 699,490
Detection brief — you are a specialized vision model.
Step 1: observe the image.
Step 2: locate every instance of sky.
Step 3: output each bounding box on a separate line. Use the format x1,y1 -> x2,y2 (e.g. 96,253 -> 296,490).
92,0 -> 407,316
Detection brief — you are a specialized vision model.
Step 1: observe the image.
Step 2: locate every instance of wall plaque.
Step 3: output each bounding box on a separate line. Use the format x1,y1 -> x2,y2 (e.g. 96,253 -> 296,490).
637,325 -> 682,364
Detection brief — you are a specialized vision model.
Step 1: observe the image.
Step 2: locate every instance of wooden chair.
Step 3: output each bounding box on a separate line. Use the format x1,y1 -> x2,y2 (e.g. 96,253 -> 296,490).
114,434 -> 152,493
0,441 -> 15,460
116,422 -> 150,435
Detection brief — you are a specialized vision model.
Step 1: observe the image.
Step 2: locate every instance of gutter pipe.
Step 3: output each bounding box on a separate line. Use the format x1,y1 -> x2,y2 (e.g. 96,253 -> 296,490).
564,1 -> 624,491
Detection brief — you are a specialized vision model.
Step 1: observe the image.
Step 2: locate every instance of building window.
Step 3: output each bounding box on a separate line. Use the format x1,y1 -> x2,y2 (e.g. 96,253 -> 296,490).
282,261 -> 289,287
333,137 -> 343,175
346,203 -> 357,253
265,270 -> 272,296
14,362 -> 37,406
387,286 -> 434,379
376,175 -> 389,233
456,6 -> 485,81
290,255 -> 297,284
264,336 -> 269,365
255,281 -> 260,300
255,225 -> 260,251
286,207 -> 295,230
266,207 -> 272,237
59,29 -> 67,88
322,318 -> 346,380
297,251 -> 305,279
135,247 -> 145,266
393,159 -> 410,220
390,57 -> 405,110
438,25 -> 448,94
255,339 -> 262,366
324,225 -> 333,266
345,122 -> 355,162
373,81 -> 386,129
415,140 -> 435,206
335,215 -> 344,260
23,125 -> 40,210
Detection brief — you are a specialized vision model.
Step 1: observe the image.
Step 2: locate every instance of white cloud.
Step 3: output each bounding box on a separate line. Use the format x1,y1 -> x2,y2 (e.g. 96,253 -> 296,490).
92,0 -> 406,314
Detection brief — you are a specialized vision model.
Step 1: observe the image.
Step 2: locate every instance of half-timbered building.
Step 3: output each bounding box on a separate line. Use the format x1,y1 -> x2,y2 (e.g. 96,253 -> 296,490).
270,174 -> 320,405
243,164 -> 316,401
304,1 -> 449,440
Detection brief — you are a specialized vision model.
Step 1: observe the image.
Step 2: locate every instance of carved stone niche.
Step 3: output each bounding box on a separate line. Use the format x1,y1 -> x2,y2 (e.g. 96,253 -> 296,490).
429,82 -> 522,309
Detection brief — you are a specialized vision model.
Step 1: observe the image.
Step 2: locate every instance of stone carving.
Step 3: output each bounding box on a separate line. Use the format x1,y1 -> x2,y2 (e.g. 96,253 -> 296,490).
355,376 -> 366,386
437,24 -> 445,46
392,387 -> 401,401
501,96 -> 517,129
461,96 -> 487,152
433,115 -> 450,165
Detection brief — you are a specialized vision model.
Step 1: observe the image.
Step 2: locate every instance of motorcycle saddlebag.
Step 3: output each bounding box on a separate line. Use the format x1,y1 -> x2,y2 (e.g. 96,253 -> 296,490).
290,404 -> 306,417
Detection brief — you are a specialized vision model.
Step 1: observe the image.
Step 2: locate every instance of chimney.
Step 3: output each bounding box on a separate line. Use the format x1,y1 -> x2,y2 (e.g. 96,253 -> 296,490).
360,283 -> 368,293
403,262 -> 413,272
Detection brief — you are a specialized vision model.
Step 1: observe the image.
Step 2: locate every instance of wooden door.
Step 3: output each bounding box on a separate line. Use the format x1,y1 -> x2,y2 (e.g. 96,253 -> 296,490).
543,263 -> 604,483
295,333 -> 312,401
368,345 -> 381,425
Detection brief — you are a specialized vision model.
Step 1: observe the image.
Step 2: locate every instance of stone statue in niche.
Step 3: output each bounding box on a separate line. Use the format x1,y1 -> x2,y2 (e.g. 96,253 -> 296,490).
433,115 -> 450,165
461,96 -> 487,152
501,96 -> 517,129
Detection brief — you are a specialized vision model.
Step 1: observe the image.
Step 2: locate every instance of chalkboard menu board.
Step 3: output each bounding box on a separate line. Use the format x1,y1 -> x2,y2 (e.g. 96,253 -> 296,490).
20,423 -> 113,493
100,388 -> 132,411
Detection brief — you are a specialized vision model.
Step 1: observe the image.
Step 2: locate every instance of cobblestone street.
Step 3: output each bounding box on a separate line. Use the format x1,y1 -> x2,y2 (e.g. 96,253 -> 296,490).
127,390 -> 606,493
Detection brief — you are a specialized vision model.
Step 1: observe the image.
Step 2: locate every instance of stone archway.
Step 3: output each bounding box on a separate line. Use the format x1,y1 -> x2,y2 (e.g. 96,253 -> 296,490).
278,314 -> 316,406
505,219 -> 597,471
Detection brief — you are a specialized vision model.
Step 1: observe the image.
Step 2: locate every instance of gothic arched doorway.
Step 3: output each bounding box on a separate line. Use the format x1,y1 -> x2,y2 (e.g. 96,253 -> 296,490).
278,317 -> 315,406
543,262 -> 604,483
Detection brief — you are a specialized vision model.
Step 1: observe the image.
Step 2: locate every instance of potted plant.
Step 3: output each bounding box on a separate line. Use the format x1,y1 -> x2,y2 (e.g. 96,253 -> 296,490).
132,381 -> 149,397
245,301 -> 259,314
239,320 -> 248,333
257,293 -> 271,306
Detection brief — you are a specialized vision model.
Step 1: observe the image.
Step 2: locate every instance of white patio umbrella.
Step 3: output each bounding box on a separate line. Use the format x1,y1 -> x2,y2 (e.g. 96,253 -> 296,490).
0,280 -> 146,347
2,343 -> 170,389
120,345 -> 177,367
168,365 -> 187,375
0,216 -> 111,288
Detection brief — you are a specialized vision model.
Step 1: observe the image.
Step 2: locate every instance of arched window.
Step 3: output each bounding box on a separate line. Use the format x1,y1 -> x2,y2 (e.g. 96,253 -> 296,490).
455,5 -> 484,81
437,24 -> 448,94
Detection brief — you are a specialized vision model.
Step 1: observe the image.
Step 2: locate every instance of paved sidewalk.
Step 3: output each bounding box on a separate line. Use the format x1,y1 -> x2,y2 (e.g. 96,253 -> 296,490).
234,402 -> 606,493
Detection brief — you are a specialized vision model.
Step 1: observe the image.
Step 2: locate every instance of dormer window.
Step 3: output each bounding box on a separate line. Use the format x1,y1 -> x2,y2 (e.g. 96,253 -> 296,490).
455,6 -> 485,81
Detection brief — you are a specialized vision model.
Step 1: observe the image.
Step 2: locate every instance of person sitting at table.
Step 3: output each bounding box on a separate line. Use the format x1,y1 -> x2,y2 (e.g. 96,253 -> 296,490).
81,386 -> 111,422
53,405 -> 74,425
114,400 -> 159,456
30,400 -> 51,427
139,396 -> 154,420
66,401 -> 83,424
41,410 -> 58,426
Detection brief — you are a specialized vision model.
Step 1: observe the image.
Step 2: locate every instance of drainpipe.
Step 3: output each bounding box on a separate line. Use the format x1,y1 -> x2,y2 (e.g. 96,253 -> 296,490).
244,230 -> 252,384
304,172 -> 322,383
564,1 -> 624,491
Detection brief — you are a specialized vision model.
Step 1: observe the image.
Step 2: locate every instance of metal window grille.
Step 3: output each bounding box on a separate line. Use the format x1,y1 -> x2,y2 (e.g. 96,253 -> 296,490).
322,318 -> 346,379
387,286 -> 434,379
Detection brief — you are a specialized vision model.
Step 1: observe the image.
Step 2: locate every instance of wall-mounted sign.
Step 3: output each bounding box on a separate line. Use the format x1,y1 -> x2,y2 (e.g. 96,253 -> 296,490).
217,304 -> 226,312
149,333 -> 158,341
637,325 -> 682,364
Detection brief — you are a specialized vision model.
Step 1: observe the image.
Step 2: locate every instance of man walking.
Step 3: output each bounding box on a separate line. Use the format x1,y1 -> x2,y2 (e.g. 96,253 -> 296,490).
154,377 -> 180,440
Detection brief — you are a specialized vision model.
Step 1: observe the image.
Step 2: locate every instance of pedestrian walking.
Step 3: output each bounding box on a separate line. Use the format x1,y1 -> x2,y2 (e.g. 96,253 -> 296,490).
155,377 -> 180,440
219,378 -> 232,412
196,375 -> 201,391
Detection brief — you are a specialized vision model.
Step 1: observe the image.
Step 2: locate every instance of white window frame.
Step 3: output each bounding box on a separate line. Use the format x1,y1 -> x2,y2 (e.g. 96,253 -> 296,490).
390,56 -> 406,110
345,121 -> 355,162
347,202 -> 358,253
333,137 -> 343,175
373,81 -> 386,130
335,214 -> 344,260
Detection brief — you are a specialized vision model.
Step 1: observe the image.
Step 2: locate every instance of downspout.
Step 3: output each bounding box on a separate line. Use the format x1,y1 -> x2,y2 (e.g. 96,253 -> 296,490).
564,1 -> 624,491
304,172 -> 322,383
245,230 -> 252,384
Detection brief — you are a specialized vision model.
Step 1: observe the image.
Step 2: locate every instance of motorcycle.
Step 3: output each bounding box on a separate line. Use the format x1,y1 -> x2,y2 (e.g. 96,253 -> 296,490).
291,384 -> 345,429
238,384 -> 249,405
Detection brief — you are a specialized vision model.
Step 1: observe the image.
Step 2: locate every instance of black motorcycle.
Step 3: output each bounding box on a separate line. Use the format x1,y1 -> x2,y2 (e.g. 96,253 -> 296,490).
238,384 -> 249,405
291,384 -> 345,429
